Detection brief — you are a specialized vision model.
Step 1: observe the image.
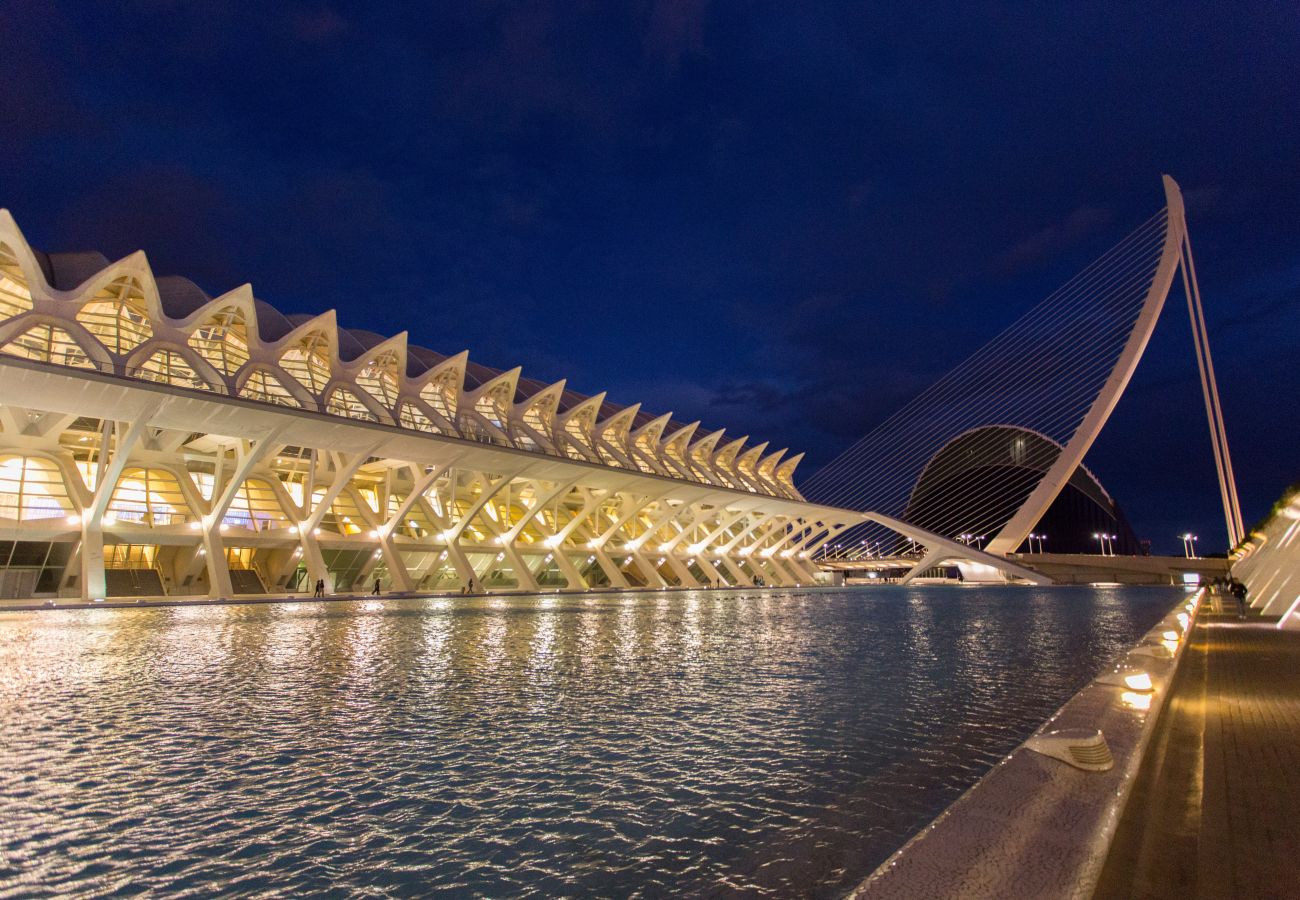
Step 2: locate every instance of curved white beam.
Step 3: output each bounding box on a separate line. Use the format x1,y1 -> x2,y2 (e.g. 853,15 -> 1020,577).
987,176 -> 1188,554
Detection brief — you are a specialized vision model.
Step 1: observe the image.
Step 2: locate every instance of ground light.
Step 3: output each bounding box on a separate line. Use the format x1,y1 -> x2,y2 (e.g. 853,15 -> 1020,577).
1121,691 -> 1153,711
1095,668 -> 1154,691
1124,672 -> 1153,691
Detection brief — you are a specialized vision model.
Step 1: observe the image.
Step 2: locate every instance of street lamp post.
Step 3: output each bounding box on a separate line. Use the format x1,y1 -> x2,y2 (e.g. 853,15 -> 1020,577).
1181,533 -> 1199,559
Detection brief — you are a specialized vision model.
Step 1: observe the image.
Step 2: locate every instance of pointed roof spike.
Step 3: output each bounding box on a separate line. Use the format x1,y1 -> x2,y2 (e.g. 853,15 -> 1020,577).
0,208 -> 806,485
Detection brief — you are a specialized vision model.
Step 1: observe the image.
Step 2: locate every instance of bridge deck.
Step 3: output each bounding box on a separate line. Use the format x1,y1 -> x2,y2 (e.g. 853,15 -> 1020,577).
1096,595 -> 1300,898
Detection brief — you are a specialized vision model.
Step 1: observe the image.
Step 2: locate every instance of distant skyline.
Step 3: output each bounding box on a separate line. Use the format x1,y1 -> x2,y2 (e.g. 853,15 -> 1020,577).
2,2 -> 1296,553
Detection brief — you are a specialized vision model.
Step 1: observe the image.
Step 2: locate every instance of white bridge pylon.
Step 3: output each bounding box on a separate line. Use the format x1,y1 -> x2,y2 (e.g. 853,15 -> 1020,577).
991,175 -> 1242,554
804,175 -> 1245,583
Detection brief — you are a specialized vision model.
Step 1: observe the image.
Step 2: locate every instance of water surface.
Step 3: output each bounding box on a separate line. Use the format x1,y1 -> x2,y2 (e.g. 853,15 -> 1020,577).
0,585 -> 1180,897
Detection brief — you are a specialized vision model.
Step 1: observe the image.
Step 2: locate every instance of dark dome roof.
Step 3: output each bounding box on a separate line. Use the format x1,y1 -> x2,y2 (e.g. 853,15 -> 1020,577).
41,251 -> 112,291
156,275 -> 212,319
253,300 -> 296,342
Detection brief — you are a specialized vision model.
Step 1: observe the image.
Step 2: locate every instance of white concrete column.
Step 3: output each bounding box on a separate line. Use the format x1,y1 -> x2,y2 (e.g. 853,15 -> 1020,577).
296,442 -> 382,595
79,406 -> 159,600
201,428 -> 285,598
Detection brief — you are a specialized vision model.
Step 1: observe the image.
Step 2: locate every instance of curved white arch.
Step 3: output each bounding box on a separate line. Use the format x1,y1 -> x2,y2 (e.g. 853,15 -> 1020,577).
986,176 -> 1189,554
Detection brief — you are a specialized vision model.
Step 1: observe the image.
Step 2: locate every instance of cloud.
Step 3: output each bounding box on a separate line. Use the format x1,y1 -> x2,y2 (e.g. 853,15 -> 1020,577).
292,7 -> 348,44
1206,261 -> 1300,336
644,0 -> 709,73
993,205 -> 1113,276
48,165 -> 244,291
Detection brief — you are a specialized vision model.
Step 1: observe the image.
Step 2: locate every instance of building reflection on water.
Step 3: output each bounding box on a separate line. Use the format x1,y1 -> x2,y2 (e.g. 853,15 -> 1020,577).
0,587 -> 1180,897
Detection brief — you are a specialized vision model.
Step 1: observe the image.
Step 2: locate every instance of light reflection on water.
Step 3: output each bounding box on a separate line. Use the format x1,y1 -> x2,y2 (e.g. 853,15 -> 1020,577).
0,585 -> 1178,897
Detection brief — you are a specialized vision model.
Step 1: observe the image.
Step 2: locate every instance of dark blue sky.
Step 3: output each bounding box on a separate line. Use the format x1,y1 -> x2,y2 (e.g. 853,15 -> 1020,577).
2,2 -> 1296,554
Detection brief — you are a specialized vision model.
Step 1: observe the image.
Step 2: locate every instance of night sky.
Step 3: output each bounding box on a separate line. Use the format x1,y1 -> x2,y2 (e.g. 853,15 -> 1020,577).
2,2 -> 1297,554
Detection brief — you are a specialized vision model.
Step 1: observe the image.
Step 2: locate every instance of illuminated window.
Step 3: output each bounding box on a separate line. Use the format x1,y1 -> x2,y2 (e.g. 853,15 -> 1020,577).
224,479 -> 291,531
189,469 -> 215,501
239,368 -> 302,407
74,459 -> 99,494
76,276 -> 152,355
107,467 -> 190,526
393,495 -> 437,538
0,456 -> 75,521
521,397 -> 555,442
562,408 -> 600,461
424,485 -> 445,518
1,324 -> 94,369
420,371 -> 459,423
711,447 -> 740,488
280,332 -> 332,394
597,420 -> 635,468
690,444 -> 723,485
776,458 -> 799,491
313,487 -> 365,535
225,547 -> 255,569
398,401 -> 439,433
326,386 -> 376,422
104,544 -> 157,569
596,444 -> 626,468
633,433 -> 663,473
0,243 -> 34,319
355,350 -> 400,408
280,478 -> 305,508
133,349 -> 214,391
188,306 -> 250,375
690,463 -> 716,484
665,436 -> 689,468
474,385 -> 509,428
564,415 -> 591,447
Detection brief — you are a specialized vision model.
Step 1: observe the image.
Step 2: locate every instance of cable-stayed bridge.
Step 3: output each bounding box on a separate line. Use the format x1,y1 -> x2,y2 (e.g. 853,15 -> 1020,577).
802,176 -> 1243,584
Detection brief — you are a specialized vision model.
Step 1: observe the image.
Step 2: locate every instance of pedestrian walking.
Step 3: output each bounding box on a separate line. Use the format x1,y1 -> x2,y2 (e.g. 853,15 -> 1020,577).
1231,578 -> 1248,620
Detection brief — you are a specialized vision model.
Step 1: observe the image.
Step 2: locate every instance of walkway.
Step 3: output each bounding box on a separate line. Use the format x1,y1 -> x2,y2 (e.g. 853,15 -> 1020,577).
1096,596 -> 1300,898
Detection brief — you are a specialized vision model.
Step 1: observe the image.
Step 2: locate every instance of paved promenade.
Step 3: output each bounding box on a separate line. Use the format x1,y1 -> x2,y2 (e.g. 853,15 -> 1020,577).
1096,595 -> 1300,898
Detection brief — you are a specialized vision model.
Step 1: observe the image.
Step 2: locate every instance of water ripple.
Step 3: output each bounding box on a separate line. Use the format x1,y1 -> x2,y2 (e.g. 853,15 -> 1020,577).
0,586 -> 1177,897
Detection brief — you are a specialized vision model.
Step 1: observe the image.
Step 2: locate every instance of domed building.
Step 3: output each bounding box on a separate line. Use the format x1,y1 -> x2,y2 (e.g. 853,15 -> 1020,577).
900,425 -> 1141,555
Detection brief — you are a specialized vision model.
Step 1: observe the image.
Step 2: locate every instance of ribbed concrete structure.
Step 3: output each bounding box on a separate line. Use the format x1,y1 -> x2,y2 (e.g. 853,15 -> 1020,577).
0,209 -> 859,600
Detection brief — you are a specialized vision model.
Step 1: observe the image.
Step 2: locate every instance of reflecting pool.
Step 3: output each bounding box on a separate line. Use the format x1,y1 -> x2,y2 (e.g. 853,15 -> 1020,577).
0,585 -> 1181,897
